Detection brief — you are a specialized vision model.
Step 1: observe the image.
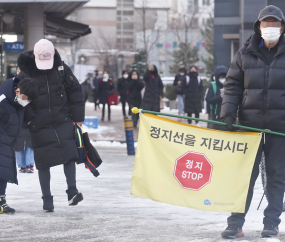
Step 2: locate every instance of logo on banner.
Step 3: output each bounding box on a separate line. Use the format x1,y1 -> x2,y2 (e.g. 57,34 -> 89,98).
174,151 -> 213,191
204,199 -> 212,205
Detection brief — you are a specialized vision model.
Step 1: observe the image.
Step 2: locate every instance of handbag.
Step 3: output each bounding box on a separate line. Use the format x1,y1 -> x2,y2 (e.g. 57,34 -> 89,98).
75,124 -> 102,177
107,93 -> 119,105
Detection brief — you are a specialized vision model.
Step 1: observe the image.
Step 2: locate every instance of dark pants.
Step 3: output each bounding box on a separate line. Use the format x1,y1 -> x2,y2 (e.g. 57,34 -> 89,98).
228,134 -> 285,227
128,103 -> 139,128
38,161 -> 76,196
102,103 -> 111,121
122,101 -> 130,117
187,111 -> 199,124
0,181 -> 7,196
93,89 -> 99,110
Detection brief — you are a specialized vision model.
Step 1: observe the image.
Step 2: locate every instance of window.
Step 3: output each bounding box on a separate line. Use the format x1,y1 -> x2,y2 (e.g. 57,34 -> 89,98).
123,11 -> 133,16
123,22 -> 133,29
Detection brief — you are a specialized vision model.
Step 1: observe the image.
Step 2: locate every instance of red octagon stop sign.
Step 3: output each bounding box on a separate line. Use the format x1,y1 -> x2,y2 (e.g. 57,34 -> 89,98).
174,151 -> 213,191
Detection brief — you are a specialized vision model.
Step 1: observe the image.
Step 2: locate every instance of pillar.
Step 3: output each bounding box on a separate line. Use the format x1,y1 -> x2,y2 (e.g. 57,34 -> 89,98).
24,3 -> 44,50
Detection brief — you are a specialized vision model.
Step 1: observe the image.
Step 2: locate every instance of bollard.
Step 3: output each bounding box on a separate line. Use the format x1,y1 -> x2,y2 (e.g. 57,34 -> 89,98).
124,116 -> 135,155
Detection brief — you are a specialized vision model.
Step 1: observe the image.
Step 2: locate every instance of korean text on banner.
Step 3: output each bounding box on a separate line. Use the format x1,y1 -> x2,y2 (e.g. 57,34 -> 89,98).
131,113 -> 262,213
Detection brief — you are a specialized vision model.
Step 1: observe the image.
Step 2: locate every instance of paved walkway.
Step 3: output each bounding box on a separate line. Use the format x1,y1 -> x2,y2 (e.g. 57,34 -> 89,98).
0,147 -> 283,242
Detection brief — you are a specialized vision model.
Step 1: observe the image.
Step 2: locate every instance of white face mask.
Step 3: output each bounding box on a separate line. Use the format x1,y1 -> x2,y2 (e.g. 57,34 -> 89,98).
132,75 -> 138,80
179,73 -> 185,76
219,78 -> 225,84
17,98 -> 30,107
103,74 -> 109,82
261,27 -> 281,43
123,74 -> 128,79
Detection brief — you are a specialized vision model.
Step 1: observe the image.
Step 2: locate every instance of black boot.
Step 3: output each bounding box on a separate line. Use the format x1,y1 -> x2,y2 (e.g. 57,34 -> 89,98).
66,186 -> 83,206
0,196 -> 15,214
221,225 -> 244,239
42,195 -> 54,212
261,224 -> 279,238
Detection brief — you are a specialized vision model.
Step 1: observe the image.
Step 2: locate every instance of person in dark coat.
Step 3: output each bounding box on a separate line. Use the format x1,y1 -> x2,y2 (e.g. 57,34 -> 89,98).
0,77 -> 39,214
117,70 -> 129,117
15,127 -> 35,173
17,39 -> 85,212
142,65 -> 163,112
205,65 -> 228,130
173,67 -> 186,118
92,70 -> 100,110
81,73 -> 92,103
98,70 -> 115,121
127,70 -> 144,128
183,66 -> 203,125
220,5 -> 285,239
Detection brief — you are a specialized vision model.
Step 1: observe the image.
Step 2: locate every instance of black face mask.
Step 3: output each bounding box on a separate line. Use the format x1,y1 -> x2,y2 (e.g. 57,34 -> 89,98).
189,71 -> 198,78
150,70 -> 156,74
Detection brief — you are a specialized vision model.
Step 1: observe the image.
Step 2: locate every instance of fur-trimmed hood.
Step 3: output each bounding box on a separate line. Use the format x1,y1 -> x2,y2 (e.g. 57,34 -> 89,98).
17,49 -> 62,76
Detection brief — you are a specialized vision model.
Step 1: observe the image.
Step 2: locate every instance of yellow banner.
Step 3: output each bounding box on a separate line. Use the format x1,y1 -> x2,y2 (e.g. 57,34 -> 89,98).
131,113 -> 262,213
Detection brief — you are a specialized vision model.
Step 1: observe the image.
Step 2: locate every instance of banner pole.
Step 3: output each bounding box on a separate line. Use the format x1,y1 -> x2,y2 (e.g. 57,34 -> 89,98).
131,108 -> 285,137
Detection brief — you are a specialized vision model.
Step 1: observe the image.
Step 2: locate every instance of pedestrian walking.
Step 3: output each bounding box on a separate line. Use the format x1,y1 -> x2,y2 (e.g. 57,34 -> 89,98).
81,73 -> 92,103
17,39 -> 85,212
117,70 -> 129,117
173,67 -> 186,120
205,65 -> 228,130
98,70 -> 115,121
142,65 -> 164,112
0,77 -> 39,214
15,127 -> 35,173
183,66 -> 203,125
127,70 -> 144,128
92,70 -> 100,110
220,5 -> 285,239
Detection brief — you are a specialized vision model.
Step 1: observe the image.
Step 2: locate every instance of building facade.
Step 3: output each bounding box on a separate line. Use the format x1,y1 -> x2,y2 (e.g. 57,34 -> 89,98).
214,0 -> 285,68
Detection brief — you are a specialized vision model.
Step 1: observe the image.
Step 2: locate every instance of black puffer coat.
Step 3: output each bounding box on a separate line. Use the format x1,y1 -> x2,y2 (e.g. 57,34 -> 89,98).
0,78 -> 25,184
183,74 -> 203,113
98,79 -> 115,105
17,50 -> 84,170
173,74 -> 185,94
127,79 -> 144,108
14,128 -> 32,152
117,77 -> 128,103
221,32 -> 285,132
142,68 -> 163,112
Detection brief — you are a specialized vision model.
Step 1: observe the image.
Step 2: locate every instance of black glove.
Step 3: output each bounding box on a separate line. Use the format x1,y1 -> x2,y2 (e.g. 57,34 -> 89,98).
223,116 -> 236,131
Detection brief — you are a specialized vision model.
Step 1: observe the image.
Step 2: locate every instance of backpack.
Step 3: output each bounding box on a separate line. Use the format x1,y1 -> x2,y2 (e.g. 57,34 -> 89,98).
75,124 -> 102,177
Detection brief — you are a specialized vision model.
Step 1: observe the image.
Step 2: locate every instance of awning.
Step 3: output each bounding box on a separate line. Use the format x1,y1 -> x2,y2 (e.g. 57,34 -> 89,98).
45,15 -> 91,40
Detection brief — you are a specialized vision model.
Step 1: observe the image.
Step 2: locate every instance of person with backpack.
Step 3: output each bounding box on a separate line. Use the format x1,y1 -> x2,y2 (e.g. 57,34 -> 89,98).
17,39 -> 85,212
98,70 -> 115,121
0,77 -> 39,214
173,67 -> 186,121
183,66 -> 204,125
205,65 -> 228,130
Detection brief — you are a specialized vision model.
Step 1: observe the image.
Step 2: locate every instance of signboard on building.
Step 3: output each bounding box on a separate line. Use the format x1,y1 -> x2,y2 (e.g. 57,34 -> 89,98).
4,42 -> 24,52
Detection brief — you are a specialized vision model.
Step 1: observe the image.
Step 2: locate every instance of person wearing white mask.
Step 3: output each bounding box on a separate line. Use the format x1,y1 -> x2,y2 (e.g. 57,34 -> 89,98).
220,5 -> 285,239
98,70 -> 115,121
173,67 -> 186,120
205,65 -> 228,130
117,70 -> 130,118
0,77 -> 39,214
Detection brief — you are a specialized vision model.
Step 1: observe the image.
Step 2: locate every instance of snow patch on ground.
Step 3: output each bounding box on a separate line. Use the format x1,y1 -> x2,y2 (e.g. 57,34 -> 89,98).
91,140 -> 137,147
81,124 -> 115,134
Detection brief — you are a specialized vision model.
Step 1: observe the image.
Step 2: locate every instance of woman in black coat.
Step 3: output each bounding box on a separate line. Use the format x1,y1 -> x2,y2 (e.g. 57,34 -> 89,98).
98,70 -> 115,121
183,66 -> 204,125
117,70 -> 129,117
127,70 -> 144,128
142,65 -> 164,112
17,40 -> 85,211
